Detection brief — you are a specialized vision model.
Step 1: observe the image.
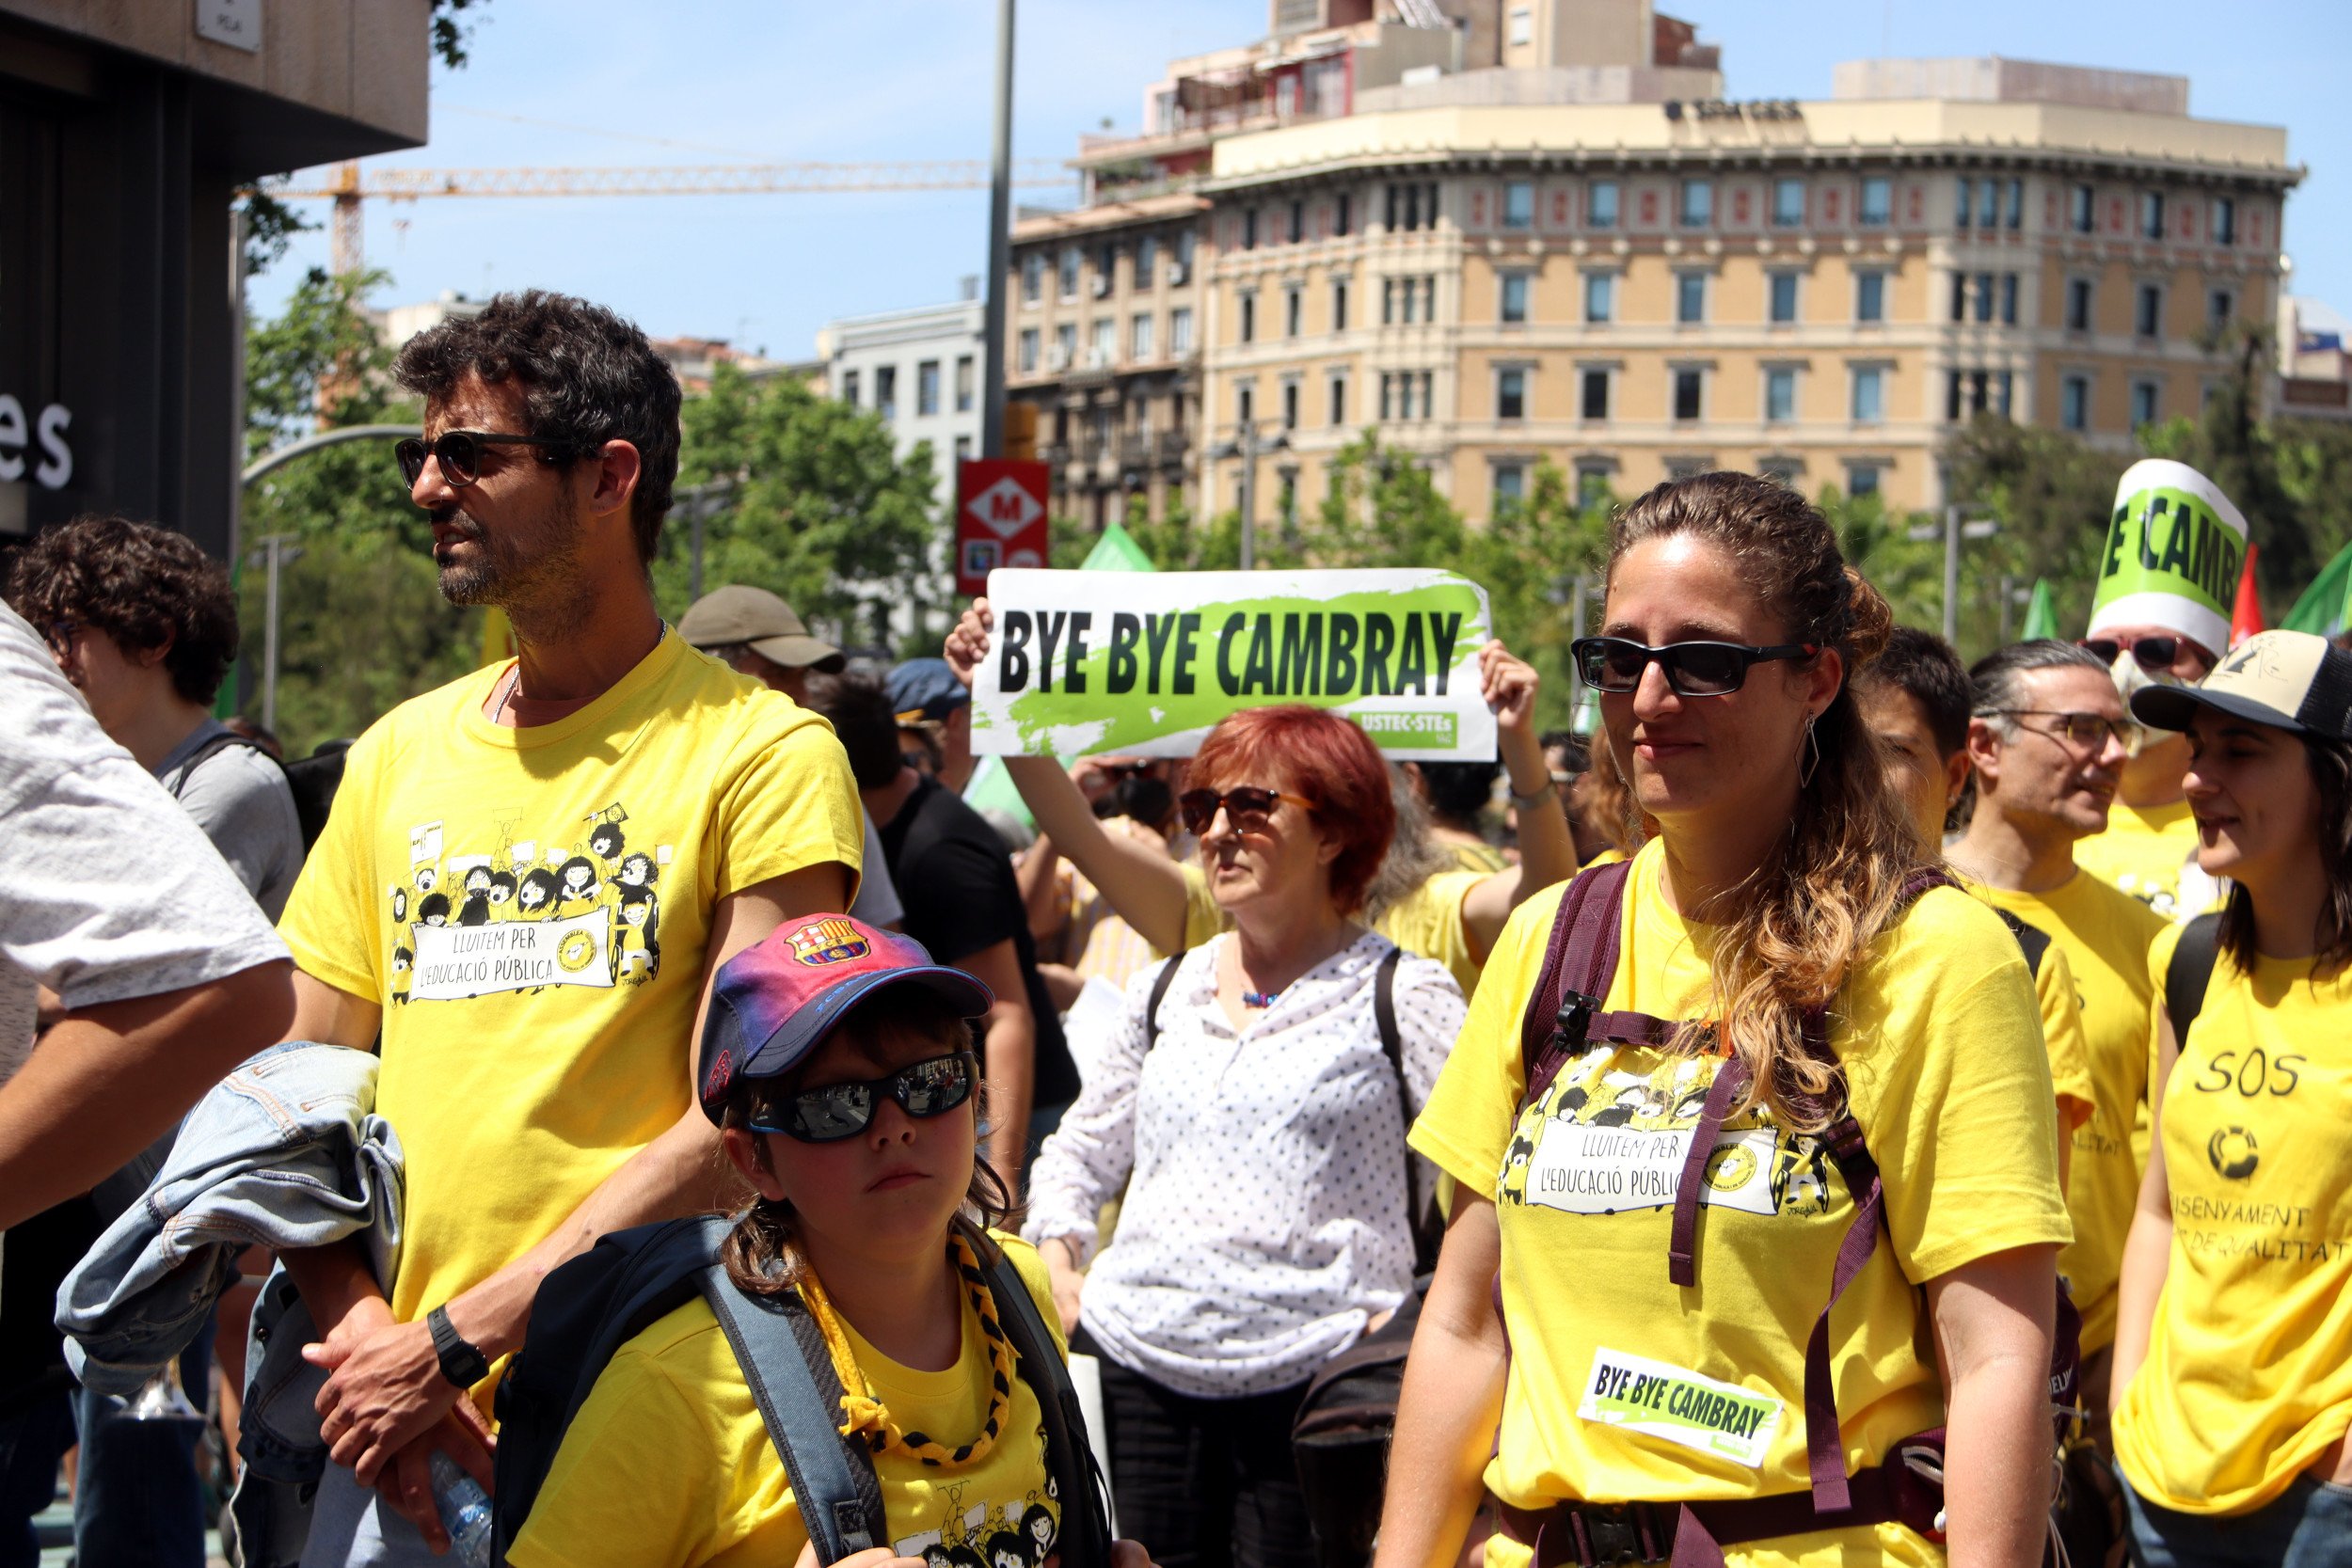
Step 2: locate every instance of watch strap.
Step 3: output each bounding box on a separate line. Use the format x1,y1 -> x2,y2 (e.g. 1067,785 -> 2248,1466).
427,1304 -> 490,1388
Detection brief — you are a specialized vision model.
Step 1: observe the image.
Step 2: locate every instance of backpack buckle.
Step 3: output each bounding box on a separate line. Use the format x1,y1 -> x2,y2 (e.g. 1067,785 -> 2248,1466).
1554,990 -> 1599,1049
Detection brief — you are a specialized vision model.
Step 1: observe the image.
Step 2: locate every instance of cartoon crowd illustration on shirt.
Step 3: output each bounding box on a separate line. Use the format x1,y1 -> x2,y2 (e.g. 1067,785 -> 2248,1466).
893,1449 -> 1060,1568
389,802 -> 666,1005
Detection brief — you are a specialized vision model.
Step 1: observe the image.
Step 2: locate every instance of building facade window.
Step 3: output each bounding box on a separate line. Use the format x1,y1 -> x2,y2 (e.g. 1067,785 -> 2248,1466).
1846,463 -> 1881,498
2004,178 -> 2023,229
1951,272 -> 1967,324
1678,180 -> 1713,228
1282,378 -> 1300,431
2072,184 -> 2095,234
1502,272 -> 1531,325
1169,308 -> 1194,356
1385,182 -> 1439,232
1055,323 -> 1076,367
1588,180 -> 1620,230
1974,272 -> 1995,325
1334,192 -> 1352,236
1328,372 -> 1346,426
1131,313 -> 1153,360
1977,179 -> 1999,230
1955,177 -> 1974,229
1016,331 -> 1037,374
1772,177 -> 1805,228
2209,288 -> 2235,328
1858,176 -> 1891,227
1769,272 -> 1800,325
842,369 -> 860,407
2000,273 -> 2019,325
1492,462 -> 1527,509
2137,283 -> 2163,339
1856,271 -> 1885,324
2066,278 -> 2093,333
876,365 -> 898,420
2140,192 -> 2166,241
1095,244 -> 1118,296
1577,464 -> 1613,507
1677,272 -> 1706,325
1332,277 -> 1349,331
1581,367 -> 1610,420
1851,365 -> 1884,422
1764,367 -> 1797,422
1135,235 -> 1157,288
1239,292 -> 1257,343
1496,367 -> 1527,420
2211,197 -> 2237,245
1021,253 -> 1044,304
2132,380 -> 2160,428
1173,230 -> 1195,281
1584,272 -> 1614,324
1672,368 -> 1702,421
1090,318 -> 1115,363
1236,382 -> 1254,429
955,356 -> 975,412
1995,369 -> 2014,418
1058,246 -> 1080,299
955,435 -> 973,465
2061,374 -> 2090,431
1289,199 -> 1305,244
1507,4 -> 1533,45
1243,208 -> 1259,249
1286,285 -> 1303,338
1502,179 -> 1534,230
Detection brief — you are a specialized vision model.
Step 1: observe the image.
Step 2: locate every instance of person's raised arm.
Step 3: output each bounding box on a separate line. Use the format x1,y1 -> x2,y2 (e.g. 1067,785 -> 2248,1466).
2110,1006 -> 2182,1405
946,598 -> 1191,953
1458,641 -> 1579,959
957,936 -> 1038,1192
1927,1243 -> 2059,1568
1020,833 -> 1068,947
1373,1191 -> 1508,1568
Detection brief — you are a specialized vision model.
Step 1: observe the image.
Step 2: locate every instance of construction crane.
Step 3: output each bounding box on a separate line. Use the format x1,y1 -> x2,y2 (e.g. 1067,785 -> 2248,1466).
262,158 -> 1075,275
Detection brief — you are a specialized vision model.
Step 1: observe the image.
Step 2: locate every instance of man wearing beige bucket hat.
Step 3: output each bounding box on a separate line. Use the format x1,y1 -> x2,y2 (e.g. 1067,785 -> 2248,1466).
2074,459 -> 2248,917
682,584 -> 902,931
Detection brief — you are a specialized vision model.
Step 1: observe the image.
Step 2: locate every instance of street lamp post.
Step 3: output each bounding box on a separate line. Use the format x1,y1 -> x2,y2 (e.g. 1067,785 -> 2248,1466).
250,532 -> 303,734
1908,504 -> 2000,644
1209,422 -> 1288,570
978,0 -> 1016,458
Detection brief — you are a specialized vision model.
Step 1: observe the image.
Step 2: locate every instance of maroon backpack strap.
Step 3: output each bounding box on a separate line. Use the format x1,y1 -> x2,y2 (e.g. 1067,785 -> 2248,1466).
1667,1053 -> 1749,1290
1516,860 -> 1636,1109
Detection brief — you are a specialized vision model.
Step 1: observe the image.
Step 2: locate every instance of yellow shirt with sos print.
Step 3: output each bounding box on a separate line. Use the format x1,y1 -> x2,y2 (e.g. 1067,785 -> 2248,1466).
2114,949 -> 2352,1513
508,1234 -> 1068,1568
1411,844 -> 2071,1567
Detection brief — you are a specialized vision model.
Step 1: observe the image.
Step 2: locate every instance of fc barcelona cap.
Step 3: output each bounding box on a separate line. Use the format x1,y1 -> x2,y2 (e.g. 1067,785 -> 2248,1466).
696,914 -> 993,1123
2130,629 -> 2352,742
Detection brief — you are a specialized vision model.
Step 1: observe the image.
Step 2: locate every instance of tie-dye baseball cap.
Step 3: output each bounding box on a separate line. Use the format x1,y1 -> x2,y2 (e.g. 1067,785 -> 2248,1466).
697,913 -> 993,1123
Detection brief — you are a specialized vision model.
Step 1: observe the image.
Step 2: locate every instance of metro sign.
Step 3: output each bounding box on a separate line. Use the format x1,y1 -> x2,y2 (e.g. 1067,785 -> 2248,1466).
955,458 -> 1050,596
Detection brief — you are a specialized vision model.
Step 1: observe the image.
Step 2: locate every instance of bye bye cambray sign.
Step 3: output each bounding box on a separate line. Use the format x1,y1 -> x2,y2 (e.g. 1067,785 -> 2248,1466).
970,567 -> 1498,761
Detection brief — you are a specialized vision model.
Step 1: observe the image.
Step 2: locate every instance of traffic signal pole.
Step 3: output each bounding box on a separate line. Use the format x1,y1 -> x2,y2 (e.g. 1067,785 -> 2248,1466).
979,0 -> 1015,459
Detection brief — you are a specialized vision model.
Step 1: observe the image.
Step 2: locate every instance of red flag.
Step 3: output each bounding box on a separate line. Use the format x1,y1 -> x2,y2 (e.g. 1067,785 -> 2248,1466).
2231,543 -> 2265,648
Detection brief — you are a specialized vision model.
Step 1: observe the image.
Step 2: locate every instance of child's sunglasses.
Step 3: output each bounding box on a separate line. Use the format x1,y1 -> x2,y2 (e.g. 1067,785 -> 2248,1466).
747,1051 -> 979,1144
1177,785 -> 1314,837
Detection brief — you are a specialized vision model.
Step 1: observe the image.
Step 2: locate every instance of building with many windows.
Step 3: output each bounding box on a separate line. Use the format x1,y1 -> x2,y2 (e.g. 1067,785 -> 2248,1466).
818,291 -> 986,502
1199,47 -> 2294,521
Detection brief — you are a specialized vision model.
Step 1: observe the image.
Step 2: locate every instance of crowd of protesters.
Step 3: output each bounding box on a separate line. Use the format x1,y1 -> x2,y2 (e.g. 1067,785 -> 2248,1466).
0,286 -> 2345,1568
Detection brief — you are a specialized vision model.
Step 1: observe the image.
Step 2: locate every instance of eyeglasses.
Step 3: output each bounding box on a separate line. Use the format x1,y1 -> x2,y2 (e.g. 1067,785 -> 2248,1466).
1177,785 -> 1314,837
1989,709 -> 2139,752
2080,636 -> 2208,677
394,429 -> 570,488
42,617 -> 81,657
747,1051 -> 979,1144
1570,636 -> 1819,698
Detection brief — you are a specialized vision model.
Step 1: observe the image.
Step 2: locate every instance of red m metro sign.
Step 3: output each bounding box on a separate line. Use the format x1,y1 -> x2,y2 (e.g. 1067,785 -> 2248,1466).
955,458 -> 1051,596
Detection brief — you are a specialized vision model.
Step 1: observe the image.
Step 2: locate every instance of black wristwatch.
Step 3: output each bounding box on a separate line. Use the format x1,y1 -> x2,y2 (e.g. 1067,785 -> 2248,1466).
427,1305 -> 490,1388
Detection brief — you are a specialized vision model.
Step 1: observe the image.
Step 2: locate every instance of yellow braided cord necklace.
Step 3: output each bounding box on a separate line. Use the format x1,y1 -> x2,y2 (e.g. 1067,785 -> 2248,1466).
795,1228 -> 1016,1469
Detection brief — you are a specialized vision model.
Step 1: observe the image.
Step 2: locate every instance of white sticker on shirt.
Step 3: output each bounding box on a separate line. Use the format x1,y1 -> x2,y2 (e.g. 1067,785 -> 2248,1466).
409,909 -> 614,1002
1578,1347 -> 1784,1467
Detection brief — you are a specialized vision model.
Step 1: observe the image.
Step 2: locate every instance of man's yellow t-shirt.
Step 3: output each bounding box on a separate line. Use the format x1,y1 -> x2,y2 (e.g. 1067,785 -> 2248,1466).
1973,874 -> 2168,1354
1412,846 -> 2070,1567
2114,951 -> 2352,1514
2076,798 -> 2202,917
278,634 -> 863,1404
1180,863 -> 1489,999
508,1236 -> 1067,1568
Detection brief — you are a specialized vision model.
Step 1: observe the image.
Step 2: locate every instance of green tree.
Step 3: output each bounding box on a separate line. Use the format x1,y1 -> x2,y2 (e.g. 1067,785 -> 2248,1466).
1941,414 -> 2130,654
237,269 -> 479,758
656,363 -> 944,651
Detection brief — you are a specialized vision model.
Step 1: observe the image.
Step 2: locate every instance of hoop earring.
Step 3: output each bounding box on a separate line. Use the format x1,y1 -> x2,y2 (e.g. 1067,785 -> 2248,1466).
1797,715 -> 1821,789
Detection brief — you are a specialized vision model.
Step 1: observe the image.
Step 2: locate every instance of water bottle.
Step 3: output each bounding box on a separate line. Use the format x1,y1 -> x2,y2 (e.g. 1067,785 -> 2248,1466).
427,1449 -> 494,1568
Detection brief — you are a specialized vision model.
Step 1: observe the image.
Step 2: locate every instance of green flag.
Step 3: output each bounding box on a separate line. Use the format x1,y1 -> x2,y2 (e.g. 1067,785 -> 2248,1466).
2282,539 -> 2352,640
2020,578 -> 2058,641
1081,520 -> 1156,574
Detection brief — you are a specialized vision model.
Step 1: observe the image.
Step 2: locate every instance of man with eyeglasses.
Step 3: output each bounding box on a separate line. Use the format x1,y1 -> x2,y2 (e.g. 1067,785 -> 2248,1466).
273,291 -> 864,1564
2072,460 -> 2250,916
1945,639 -> 2169,1434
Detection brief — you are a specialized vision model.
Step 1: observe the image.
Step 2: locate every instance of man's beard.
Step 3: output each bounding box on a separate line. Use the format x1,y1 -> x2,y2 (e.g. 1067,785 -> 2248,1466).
434,492 -> 580,612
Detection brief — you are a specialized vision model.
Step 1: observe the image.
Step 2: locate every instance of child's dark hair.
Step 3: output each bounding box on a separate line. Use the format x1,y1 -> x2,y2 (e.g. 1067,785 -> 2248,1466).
719,987 -> 1015,1295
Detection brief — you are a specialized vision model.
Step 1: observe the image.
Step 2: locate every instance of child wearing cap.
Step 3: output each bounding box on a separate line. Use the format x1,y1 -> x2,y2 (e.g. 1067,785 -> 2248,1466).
2109,630 -> 2352,1560
507,914 -> 1140,1568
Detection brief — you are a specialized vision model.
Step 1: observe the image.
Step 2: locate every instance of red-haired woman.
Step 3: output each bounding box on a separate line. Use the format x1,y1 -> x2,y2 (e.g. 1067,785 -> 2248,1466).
1016,701 -> 1469,1568
1379,473 -> 2071,1568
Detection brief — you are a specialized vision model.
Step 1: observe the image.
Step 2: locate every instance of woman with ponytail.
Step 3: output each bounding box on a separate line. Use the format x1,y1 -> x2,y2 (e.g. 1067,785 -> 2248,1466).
1377,473 -> 2072,1568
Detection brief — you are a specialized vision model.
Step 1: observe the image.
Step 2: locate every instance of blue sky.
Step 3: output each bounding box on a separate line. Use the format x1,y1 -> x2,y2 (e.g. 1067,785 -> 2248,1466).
253,1 -> 2351,354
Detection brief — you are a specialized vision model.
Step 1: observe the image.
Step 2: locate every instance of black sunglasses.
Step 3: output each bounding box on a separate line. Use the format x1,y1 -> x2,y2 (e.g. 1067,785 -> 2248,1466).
2080,636 -> 2203,675
395,429 -> 571,488
1177,785 -> 1314,837
747,1051 -> 979,1144
1571,636 -> 1819,698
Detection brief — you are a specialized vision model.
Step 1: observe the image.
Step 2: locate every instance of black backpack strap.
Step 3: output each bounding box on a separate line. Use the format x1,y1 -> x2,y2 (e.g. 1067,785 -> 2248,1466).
961,1225 -> 1113,1568
1370,944 -> 1441,1268
2167,912 -> 2224,1045
1142,954 -> 1183,1053
698,1268 -> 887,1563
1516,860 -> 1638,1109
1993,908 -> 2051,979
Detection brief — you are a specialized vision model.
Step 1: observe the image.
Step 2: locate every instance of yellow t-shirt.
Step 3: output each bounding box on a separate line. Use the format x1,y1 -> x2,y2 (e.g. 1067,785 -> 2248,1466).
1448,839 -> 1512,876
2075,798 -> 2202,918
1974,875 -> 2169,1354
2035,942 -> 2098,1136
278,635 -> 863,1407
1181,863 -> 1491,1000
509,1235 -> 1067,1568
2113,952 -> 2352,1514
1412,846 -> 2070,1567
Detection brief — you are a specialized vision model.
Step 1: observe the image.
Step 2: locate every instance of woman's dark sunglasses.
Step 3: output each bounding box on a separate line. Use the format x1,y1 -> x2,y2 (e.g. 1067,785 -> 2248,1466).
1177,785 -> 1313,837
747,1051 -> 978,1144
2081,636 -> 2195,674
394,429 -> 569,488
1570,636 -> 1819,698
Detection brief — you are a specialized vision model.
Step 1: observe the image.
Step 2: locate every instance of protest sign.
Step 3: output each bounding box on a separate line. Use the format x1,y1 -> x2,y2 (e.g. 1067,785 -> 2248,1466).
971,567 -> 1497,760
2089,459 -> 2249,657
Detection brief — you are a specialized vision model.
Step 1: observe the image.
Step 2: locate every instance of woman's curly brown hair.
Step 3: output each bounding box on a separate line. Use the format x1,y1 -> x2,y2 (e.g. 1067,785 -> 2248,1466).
5,515 -> 241,705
